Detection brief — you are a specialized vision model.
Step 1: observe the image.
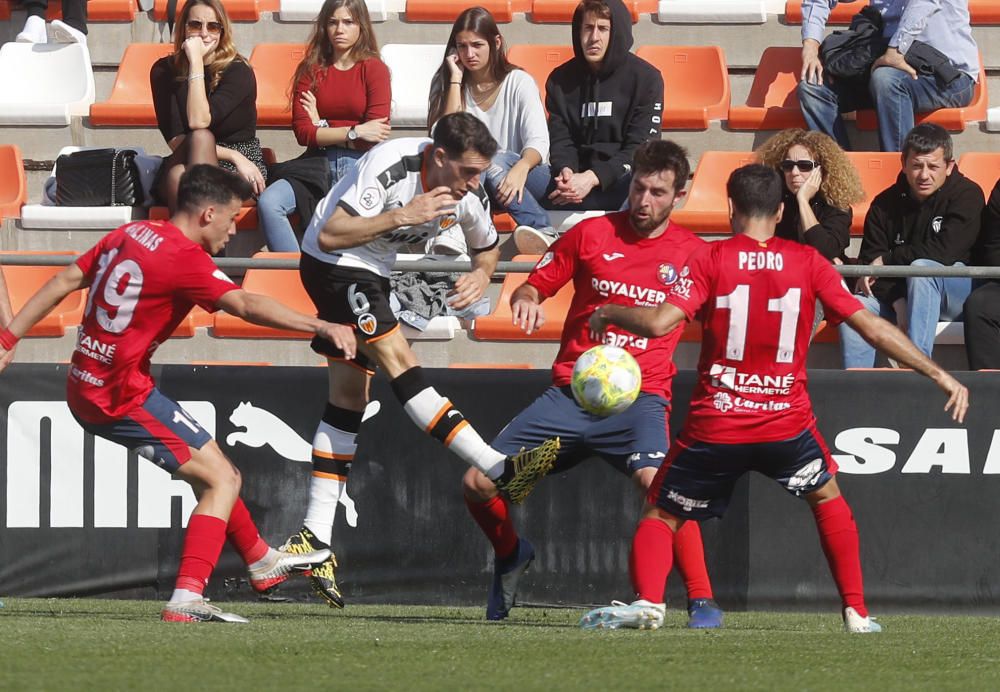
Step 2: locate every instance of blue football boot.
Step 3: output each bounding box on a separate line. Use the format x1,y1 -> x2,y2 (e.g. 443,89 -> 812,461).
486,538 -> 535,621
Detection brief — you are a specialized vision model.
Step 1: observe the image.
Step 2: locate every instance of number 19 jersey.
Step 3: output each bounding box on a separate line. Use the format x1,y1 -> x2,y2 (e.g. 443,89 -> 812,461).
666,234 -> 863,443
68,221 -> 237,423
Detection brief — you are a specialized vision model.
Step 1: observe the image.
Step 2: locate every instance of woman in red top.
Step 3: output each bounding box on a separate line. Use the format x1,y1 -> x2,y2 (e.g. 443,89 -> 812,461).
259,0 -> 391,251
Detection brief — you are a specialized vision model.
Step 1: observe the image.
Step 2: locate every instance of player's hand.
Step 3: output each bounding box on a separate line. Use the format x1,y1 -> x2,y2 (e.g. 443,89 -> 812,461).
872,47 -> 918,79
398,187 -> 458,226
317,322 -> 357,359
801,40 -> 823,84
588,306 -> 610,341
0,344 -> 14,373
937,372 -> 969,423
448,268 -> 489,311
511,297 -> 545,335
300,90 -> 321,124
496,160 -> 530,207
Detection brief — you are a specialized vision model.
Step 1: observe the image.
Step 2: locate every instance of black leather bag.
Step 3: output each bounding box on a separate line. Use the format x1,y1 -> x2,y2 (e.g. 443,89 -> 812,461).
819,6 -> 889,80
55,148 -> 145,207
905,40 -> 963,86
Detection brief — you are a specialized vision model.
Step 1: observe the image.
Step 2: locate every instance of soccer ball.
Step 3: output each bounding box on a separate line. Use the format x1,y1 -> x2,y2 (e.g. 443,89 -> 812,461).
570,345 -> 642,417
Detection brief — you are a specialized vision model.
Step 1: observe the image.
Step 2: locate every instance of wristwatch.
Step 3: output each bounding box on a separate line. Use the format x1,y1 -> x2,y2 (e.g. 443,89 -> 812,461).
347,126 -> 359,142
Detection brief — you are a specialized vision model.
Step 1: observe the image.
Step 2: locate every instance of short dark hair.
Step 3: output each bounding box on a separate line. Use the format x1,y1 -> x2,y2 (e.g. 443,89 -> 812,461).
577,0 -> 612,20
632,140 -> 690,194
727,164 -> 783,218
177,164 -> 252,214
902,123 -> 953,161
432,112 -> 498,160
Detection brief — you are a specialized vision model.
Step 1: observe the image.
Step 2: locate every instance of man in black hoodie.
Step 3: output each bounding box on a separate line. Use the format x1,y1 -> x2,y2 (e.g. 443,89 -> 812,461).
513,0 -> 664,255
962,179 -> 1000,369
839,124 -> 983,367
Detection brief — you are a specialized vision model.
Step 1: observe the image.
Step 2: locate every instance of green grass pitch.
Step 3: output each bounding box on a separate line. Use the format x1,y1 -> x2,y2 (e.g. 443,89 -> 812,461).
2,598 -> 1000,690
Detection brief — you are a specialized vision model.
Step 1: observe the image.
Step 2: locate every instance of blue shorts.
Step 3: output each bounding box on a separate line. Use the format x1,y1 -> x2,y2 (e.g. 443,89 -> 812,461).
493,385 -> 670,477
650,425 -> 837,521
72,388 -> 212,473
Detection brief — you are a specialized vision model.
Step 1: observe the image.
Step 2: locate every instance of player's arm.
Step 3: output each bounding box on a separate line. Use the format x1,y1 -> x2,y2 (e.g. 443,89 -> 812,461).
510,281 -> 545,335
845,308 -> 969,423
589,302 -> 687,340
316,187 -> 458,252
0,264 -> 88,373
216,289 -> 357,358
449,244 -> 499,311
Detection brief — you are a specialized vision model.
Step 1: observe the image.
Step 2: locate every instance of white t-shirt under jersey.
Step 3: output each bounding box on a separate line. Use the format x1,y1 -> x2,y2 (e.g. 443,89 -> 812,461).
301,137 -> 499,277
463,69 -> 549,161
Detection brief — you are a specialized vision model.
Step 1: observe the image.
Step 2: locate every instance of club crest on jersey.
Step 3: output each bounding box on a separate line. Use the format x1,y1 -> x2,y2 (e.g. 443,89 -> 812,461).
658,263 -> 678,286
359,187 -> 381,211
536,251 -> 554,269
357,313 -> 377,335
931,216 -> 943,233
439,214 -> 458,230
680,265 -> 690,278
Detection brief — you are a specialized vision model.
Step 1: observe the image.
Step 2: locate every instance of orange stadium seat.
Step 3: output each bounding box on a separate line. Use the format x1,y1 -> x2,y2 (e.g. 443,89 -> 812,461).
0,2 -> 9,20
405,0 -> 516,22
844,152 -> 899,235
670,151 -> 755,233
727,47 -> 806,130
785,0 -> 1000,24
493,213 -> 516,232
89,44 -> 174,126
153,0 -> 261,21
531,0 -> 653,22
472,255 -> 572,340
212,252 -> 315,338
251,43 -> 305,127
635,46 -> 730,129
0,144 -> 27,219
507,44 -> 573,111
149,204 -> 261,230
171,305 -> 214,338
957,152 -> 1000,196
1,252 -> 85,337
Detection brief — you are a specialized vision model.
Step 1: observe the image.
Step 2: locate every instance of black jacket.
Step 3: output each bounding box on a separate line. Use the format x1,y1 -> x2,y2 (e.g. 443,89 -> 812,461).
971,179 -> 1000,266
776,189 -> 852,262
861,168 -> 984,303
543,0 -> 663,190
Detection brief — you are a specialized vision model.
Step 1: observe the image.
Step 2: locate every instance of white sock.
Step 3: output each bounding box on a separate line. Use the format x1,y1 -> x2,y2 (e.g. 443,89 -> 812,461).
17,15 -> 46,43
302,419 -> 356,546
303,477 -> 344,546
168,588 -> 203,605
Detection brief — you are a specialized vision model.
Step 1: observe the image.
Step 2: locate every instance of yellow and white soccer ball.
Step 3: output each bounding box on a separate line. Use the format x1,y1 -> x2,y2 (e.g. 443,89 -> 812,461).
570,345 -> 642,417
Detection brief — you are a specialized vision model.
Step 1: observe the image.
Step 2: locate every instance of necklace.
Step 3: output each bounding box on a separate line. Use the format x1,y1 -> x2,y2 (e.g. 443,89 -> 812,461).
469,80 -> 499,107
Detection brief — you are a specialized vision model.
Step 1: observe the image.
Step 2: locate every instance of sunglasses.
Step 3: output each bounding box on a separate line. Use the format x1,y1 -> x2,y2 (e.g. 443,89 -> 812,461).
186,19 -> 223,34
780,159 -> 817,172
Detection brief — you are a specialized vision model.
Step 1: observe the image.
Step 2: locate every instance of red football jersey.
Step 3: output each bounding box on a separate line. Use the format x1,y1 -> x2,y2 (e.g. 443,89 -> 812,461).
666,233 -> 863,443
67,221 -> 237,423
527,212 -> 706,400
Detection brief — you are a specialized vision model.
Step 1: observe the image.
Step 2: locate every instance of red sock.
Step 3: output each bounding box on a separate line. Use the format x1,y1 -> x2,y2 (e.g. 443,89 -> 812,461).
226,498 -> 269,565
672,520 -> 714,600
465,494 -> 518,559
629,518 -> 675,603
175,514 -> 227,595
812,495 -> 867,617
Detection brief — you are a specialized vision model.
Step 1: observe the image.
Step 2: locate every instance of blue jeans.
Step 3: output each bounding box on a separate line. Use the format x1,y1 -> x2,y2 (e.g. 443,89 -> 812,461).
483,150 -> 554,231
797,68 -> 975,152
839,259 -> 972,367
258,148 -> 362,252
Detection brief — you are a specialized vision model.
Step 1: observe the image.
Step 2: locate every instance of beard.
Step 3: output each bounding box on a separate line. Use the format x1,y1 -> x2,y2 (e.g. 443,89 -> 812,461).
629,206 -> 670,233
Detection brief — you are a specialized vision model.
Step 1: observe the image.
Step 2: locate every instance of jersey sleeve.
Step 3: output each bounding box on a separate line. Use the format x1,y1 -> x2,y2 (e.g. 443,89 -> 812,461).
525,226 -> 581,298
336,151 -> 392,219
173,246 -> 239,312
813,253 -> 863,326
75,231 -> 115,281
458,188 -> 499,253
665,243 -> 715,320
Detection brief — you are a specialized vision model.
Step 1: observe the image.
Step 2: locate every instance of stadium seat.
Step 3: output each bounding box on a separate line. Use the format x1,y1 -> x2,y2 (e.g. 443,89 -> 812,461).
854,55 -> 988,133
493,213 -> 516,232
89,44 -> 175,127
153,0 -> 261,21
670,151 -> 756,234
380,44 -> 445,127
957,152 -> 1000,196
0,1 -> 9,20
531,0 -> 652,22
0,252 -> 85,337
634,46 -> 730,129
212,252 -> 314,338
405,0 -> 515,22
657,0 -> 765,23
727,47 -> 806,131
506,45 -> 573,111
171,305 -> 214,338
279,0 -> 390,21
0,43 -> 95,126
251,43 -> 306,127
472,254 -> 571,341
0,145 -> 27,219
785,0 -> 1000,24
0,0 -> 135,20
844,152 -> 900,236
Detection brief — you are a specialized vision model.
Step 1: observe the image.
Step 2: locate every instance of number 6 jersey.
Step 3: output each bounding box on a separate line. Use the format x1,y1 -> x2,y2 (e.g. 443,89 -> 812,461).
68,221 -> 238,423
666,233 -> 863,444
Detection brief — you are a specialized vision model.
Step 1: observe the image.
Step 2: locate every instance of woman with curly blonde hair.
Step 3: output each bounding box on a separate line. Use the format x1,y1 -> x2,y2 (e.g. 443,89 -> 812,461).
755,129 -> 864,262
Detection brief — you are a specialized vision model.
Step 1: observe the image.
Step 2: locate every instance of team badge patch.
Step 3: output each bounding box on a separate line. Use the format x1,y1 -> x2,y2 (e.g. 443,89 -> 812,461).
931,216 -> 943,233
536,251 -> 554,269
359,187 -> 381,211
658,263 -> 678,286
357,313 -> 377,335
439,214 -> 458,230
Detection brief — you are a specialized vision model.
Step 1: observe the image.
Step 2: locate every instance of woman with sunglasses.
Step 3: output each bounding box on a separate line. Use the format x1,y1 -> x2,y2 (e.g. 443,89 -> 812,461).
755,129 -> 864,263
150,0 -> 266,212
258,0 -> 390,252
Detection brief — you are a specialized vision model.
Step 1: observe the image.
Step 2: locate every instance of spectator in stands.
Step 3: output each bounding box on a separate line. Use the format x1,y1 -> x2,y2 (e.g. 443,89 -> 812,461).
839,124 -> 983,367
258,0 -> 390,252
427,7 -> 551,255
797,0 -> 978,153
15,0 -> 87,44
962,178 -> 1000,370
151,0 -> 266,213
755,129 -> 864,263
0,261 -> 12,369
512,0 -> 664,254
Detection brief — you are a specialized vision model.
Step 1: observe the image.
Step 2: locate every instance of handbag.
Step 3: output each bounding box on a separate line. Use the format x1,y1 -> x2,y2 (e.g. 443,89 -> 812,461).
819,6 -> 889,80
55,148 -> 145,207
904,40 -> 962,86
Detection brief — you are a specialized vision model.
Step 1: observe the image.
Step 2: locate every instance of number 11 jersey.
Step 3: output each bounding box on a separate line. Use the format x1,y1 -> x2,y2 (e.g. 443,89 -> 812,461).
666,234 -> 863,444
